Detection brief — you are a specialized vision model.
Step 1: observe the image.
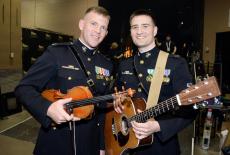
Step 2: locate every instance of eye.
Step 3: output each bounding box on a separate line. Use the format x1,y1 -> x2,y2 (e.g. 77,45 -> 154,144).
101,26 -> 107,31
131,25 -> 138,30
142,24 -> 150,29
91,22 -> 98,27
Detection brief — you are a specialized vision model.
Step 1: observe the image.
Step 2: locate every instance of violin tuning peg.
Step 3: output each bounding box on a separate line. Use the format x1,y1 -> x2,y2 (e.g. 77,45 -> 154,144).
122,86 -> 125,91
114,87 -> 118,93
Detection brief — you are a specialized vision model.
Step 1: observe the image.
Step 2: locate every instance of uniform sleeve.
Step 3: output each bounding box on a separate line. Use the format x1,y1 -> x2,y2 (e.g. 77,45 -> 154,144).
15,48 -> 58,128
156,57 -> 197,142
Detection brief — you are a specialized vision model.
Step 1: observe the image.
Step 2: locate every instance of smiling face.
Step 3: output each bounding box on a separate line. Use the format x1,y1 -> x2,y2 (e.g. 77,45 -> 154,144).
79,11 -> 109,48
130,15 -> 157,52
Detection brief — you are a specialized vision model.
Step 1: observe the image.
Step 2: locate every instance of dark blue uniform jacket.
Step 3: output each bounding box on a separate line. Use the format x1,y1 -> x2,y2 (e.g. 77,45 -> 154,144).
117,47 -> 196,155
15,40 -> 113,155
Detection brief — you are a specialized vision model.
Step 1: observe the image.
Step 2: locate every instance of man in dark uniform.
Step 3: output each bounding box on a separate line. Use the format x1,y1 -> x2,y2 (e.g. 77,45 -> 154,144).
15,6 -> 113,155
161,34 -> 177,54
114,10 -> 196,155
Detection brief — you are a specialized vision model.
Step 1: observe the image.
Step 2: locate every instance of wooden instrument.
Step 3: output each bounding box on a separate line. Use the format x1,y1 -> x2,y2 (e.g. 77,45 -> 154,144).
105,76 -> 221,155
42,86 -> 134,119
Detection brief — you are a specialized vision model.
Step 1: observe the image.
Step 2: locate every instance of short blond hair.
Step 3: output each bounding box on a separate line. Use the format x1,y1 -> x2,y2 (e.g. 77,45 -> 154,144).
85,6 -> 110,20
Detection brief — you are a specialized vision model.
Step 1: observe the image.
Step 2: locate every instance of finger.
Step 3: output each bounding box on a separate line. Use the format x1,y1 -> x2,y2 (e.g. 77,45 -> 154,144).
135,133 -> 147,140
113,101 -> 123,113
137,109 -> 143,113
58,98 -> 72,105
73,117 -> 81,121
62,111 -> 73,121
132,121 -> 142,128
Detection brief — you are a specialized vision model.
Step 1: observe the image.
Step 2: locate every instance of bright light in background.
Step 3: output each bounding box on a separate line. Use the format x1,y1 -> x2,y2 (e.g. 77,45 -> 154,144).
228,8 -> 230,27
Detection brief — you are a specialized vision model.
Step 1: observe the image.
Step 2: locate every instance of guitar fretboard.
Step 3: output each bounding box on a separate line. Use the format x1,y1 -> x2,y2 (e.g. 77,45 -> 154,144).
127,96 -> 179,126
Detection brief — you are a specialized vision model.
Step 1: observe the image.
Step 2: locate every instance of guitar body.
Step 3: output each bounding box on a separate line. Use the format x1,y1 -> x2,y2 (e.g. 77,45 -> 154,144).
105,98 -> 153,155
105,76 -> 221,155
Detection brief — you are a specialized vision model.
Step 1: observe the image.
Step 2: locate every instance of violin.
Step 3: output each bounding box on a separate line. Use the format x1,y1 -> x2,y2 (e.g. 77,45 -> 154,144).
42,86 -> 134,120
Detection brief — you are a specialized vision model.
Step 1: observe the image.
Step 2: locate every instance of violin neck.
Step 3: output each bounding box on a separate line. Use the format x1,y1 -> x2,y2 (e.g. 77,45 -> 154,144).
69,94 -> 114,108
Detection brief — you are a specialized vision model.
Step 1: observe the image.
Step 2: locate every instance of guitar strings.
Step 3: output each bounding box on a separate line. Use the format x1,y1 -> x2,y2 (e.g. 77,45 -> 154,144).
128,96 -> 178,123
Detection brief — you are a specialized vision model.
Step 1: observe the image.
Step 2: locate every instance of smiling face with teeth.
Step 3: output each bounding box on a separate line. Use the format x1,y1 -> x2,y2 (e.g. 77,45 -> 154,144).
79,11 -> 109,49
130,15 -> 158,53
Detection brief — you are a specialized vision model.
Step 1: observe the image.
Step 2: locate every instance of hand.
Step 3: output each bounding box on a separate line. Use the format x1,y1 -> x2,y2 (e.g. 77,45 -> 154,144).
71,114 -> 81,121
100,150 -> 105,155
131,109 -> 161,139
47,98 -> 76,124
113,93 -> 125,113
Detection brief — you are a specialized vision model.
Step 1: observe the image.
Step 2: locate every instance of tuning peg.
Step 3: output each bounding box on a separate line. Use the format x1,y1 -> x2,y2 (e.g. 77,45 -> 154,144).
193,104 -> 198,109
214,97 -> 221,105
187,83 -> 193,88
202,101 -> 208,107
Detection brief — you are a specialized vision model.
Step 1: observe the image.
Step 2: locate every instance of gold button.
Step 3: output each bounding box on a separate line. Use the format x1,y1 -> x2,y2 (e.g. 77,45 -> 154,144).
138,73 -> 143,77
138,88 -> 142,92
68,76 -> 72,80
103,82 -> 106,86
87,58 -> 91,61
140,60 -> 144,64
87,71 -> 91,75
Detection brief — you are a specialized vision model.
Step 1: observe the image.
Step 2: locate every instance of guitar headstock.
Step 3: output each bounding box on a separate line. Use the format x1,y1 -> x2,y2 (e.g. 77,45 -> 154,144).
178,76 -> 221,106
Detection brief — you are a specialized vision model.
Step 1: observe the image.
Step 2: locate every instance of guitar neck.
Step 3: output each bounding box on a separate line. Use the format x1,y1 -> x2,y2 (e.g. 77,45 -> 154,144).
129,96 -> 179,123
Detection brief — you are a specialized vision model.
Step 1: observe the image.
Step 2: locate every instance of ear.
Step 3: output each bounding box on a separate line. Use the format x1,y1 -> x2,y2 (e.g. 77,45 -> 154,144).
153,26 -> 158,37
79,19 -> 84,31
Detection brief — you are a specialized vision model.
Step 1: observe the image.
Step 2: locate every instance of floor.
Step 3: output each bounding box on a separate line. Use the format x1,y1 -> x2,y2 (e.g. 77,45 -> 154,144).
0,110 -> 222,155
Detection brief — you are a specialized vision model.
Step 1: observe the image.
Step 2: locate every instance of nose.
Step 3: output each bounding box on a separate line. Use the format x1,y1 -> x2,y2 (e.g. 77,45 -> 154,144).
95,26 -> 101,34
136,27 -> 143,34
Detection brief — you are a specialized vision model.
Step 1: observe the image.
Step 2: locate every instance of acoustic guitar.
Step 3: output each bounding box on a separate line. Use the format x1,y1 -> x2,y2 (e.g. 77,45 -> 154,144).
105,76 -> 221,155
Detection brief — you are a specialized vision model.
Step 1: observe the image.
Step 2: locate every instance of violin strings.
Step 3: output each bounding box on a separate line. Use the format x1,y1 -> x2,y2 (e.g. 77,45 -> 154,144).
69,91 -> 126,107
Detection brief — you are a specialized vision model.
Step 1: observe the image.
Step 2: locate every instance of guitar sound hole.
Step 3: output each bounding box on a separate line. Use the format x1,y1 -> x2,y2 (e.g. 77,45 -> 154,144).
121,116 -> 129,135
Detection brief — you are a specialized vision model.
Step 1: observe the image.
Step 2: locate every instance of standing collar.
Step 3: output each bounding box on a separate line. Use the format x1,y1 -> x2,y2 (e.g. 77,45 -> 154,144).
73,39 -> 98,56
137,47 -> 159,58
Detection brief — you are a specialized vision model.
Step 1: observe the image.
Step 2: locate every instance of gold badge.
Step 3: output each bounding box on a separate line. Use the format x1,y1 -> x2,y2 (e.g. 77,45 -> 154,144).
87,58 -> 91,61
138,88 -> 142,92
163,76 -> 170,83
146,74 -> 153,82
138,73 -> 143,77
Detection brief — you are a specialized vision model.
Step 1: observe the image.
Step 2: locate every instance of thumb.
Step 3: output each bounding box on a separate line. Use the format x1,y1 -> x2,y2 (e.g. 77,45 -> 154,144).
58,98 -> 72,105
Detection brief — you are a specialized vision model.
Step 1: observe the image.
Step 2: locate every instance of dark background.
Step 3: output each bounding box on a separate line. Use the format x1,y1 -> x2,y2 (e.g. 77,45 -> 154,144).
99,0 -> 204,52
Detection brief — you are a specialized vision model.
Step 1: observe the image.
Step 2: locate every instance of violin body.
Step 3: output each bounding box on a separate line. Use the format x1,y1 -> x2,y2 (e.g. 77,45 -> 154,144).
42,86 -> 94,119
42,86 -> 135,120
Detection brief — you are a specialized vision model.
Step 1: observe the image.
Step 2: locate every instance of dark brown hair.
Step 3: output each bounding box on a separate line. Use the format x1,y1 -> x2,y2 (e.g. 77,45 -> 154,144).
130,9 -> 156,25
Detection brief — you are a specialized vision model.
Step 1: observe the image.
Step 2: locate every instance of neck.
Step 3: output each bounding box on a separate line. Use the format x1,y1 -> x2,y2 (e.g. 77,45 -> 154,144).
79,38 -> 95,50
138,43 -> 156,54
